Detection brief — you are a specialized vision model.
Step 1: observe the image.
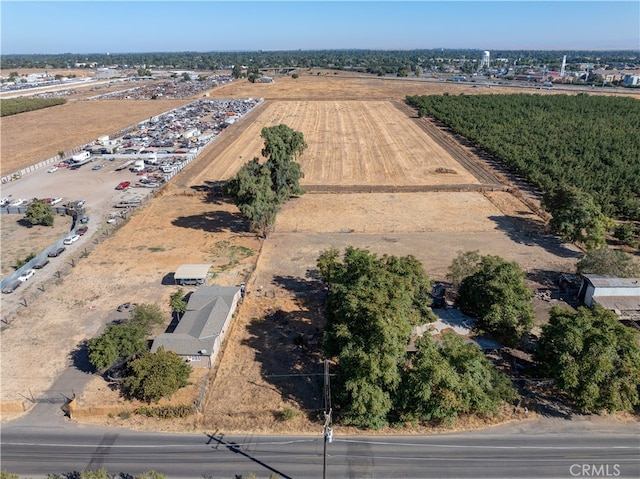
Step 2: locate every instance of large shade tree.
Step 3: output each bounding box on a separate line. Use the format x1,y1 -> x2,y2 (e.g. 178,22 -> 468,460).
576,248 -> 640,277
319,247 -> 435,429
456,255 -> 534,347
398,333 -> 516,425
535,305 -> 640,413
224,124 -> 306,236
542,185 -> 607,249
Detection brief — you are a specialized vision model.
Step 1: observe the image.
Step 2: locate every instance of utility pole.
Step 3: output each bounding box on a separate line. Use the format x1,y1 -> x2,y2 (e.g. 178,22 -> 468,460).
322,359 -> 333,479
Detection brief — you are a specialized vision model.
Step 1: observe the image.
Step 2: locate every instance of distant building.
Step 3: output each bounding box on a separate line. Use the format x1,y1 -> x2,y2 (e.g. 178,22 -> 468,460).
577,274 -> 640,320
623,74 -> 640,86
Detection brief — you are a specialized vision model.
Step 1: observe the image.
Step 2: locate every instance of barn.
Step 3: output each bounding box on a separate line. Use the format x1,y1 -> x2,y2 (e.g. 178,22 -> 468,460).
577,274 -> 640,320
174,263 -> 211,286
151,285 -> 242,368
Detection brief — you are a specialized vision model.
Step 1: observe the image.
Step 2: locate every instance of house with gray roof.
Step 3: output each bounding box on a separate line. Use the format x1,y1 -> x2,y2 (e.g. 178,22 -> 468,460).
151,285 -> 242,368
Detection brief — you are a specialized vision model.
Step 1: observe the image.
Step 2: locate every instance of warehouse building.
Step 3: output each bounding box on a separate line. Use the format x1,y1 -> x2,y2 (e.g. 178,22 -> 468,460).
578,274 -> 640,320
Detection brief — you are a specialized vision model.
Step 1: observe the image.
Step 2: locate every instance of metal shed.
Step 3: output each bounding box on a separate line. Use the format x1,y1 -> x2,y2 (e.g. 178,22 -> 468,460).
174,264 -> 211,286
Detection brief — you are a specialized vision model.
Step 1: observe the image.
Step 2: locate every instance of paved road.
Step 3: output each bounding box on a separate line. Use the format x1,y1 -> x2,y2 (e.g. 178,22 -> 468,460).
2,419 -> 639,478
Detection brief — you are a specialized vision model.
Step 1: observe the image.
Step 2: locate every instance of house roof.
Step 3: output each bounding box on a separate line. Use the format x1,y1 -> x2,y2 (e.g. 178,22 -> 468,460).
583,274 -> 640,289
174,263 -> 211,280
592,296 -> 640,313
152,285 -> 240,356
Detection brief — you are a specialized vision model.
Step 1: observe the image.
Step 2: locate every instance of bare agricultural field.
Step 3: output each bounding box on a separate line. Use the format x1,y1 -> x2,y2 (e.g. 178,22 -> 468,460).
0,99 -> 189,176
194,100 -> 479,186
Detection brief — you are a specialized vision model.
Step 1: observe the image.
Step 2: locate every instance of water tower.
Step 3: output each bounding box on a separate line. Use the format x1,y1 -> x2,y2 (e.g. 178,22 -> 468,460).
480,50 -> 490,69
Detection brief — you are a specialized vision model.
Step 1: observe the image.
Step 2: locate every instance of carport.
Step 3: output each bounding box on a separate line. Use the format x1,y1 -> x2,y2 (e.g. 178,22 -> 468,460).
174,264 -> 211,286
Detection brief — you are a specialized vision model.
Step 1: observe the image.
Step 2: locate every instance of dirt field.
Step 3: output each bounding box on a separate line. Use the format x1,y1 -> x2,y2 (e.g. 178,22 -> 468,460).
2,72 -> 588,433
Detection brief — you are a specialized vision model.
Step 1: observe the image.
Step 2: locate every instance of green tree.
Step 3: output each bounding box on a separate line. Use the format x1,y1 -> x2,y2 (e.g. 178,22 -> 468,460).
446,250 -> 482,287
87,303 -> 165,370
613,222 -> 639,248
87,322 -> 147,370
543,186 -> 607,249
261,124 -> 307,202
316,247 -> 341,286
224,125 -> 306,236
231,64 -> 243,79
535,305 -> 640,413
1,471 -> 19,479
576,248 -> 640,277
24,199 -> 54,226
398,333 -> 516,425
321,247 -> 435,429
130,303 -> 166,334
123,347 -> 192,403
170,288 -> 187,318
456,255 -> 534,347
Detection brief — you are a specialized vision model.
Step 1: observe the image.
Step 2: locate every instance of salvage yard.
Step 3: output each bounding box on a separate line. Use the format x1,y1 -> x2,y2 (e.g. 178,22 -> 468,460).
2,71 -> 583,432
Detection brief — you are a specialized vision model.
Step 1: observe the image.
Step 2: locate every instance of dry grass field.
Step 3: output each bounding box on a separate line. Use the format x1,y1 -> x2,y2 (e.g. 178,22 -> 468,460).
2,72 -> 589,433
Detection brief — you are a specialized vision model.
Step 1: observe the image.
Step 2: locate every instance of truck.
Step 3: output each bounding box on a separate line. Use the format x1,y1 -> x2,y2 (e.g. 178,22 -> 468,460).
130,160 -> 146,172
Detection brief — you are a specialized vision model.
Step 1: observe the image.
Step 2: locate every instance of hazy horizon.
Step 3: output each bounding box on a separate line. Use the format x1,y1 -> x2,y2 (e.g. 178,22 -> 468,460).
2,1 -> 639,55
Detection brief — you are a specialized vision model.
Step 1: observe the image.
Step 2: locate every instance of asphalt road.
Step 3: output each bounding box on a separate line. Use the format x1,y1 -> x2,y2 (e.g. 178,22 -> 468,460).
2,422 -> 639,479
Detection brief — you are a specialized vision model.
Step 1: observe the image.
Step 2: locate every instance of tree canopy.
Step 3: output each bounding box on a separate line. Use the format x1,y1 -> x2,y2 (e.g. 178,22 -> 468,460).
319,247 -> 516,428
398,333 -> 516,425
319,247 -> 435,429
122,347 -> 192,403
542,185 -> 607,249
576,248 -> 640,277
87,304 -> 166,370
535,305 -> 640,413
224,124 -> 306,236
446,250 -> 482,287
24,199 -> 54,227
456,255 -> 534,347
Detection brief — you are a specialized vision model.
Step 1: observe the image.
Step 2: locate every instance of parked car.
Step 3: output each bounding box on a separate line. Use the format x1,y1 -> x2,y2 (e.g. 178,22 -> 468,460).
18,269 -> 35,282
47,166 -> 58,173
63,234 -> 80,245
48,246 -> 66,257
2,280 -> 21,294
76,226 -> 89,236
76,200 -> 86,207
80,216 -> 90,224
91,164 -> 103,171
33,258 -> 50,269
50,197 -> 63,206
115,181 -> 131,190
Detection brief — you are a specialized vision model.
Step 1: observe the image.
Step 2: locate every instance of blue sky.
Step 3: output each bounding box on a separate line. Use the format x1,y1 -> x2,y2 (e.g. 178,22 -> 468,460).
1,1 -> 638,54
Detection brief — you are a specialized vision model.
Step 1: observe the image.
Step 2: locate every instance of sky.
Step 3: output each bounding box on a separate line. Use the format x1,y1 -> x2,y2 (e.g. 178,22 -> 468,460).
1,1 -> 639,54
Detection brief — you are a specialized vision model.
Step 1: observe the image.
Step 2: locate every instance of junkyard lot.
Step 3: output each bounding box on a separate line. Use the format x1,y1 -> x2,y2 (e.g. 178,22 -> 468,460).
1,74 -> 581,433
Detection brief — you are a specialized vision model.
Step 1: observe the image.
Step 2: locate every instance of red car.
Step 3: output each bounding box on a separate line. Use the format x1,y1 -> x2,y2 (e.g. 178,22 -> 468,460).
76,226 -> 88,236
115,181 -> 131,190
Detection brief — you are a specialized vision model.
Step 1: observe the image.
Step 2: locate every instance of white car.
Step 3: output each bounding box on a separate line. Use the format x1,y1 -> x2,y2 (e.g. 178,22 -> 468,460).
47,166 -> 58,173
63,234 -> 80,245
50,197 -> 63,206
18,269 -> 35,282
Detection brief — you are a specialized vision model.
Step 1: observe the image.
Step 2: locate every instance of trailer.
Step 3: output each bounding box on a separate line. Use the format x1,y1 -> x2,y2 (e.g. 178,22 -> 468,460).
69,151 -> 92,166
115,160 -> 135,171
